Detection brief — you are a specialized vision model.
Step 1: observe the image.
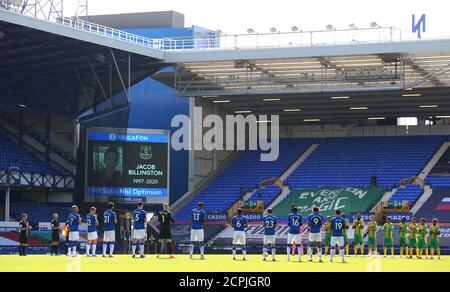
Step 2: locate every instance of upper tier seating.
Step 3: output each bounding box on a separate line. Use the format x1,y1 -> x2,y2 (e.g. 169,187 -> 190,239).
390,184 -> 423,206
175,139 -> 313,221
286,136 -> 444,189
0,135 -> 57,174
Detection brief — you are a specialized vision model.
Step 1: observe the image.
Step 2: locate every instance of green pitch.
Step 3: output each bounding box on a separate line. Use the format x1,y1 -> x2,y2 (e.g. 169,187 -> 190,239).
0,255 -> 449,272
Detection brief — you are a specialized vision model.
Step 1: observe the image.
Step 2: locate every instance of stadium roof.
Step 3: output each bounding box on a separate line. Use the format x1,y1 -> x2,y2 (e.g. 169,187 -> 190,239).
154,36 -> 450,124
0,9 -> 164,118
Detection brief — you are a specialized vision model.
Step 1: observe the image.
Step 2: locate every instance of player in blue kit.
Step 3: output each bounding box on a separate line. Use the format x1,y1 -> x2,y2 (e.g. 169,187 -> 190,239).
103,202 -> 118,258
287,207 -> 303,262
190,202 -> 206,260
330,210 -> 346,263
231,209 -> 248,261
86,207 -> 99,257
131,201 -> 147,258
307,207 -> 323,262
262,208 -> 277,261
67,205 -> 81,257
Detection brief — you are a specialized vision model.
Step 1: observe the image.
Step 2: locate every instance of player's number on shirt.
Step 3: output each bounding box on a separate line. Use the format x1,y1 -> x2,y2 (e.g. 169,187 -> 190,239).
312,218 -> 320,226
193,213 -> 200,221
135,213 -> 140,222
291,218 -> 300,226
87,218 -> 91,226
236,221 -> 242,228
335,222 -> 343,230
104,215 -> 110,223
265,220 -> 274,228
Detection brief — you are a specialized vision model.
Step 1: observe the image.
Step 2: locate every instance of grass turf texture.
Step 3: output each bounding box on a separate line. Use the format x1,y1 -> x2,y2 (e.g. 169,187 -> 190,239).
0,255 -> 449,272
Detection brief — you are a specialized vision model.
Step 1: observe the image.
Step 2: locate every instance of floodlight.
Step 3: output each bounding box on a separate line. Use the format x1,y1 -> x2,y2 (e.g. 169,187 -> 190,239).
349,23 -> 356,29
370,22 -> 379,28
215,30 -> 223,37
270,27 -> 278,33
291,26 -> 299,32
247,28 -> 255,34
326,24 -> 334,30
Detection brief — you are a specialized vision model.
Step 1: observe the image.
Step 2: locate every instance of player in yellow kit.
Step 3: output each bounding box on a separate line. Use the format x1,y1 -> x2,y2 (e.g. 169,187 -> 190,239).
367,215 -> 378,256
382,217 -> 394,257
324,216 -> 332,255
398,217 -> 409,257
409,217 -> 419,259
429,218 -> 440,259
352,213 -> 365,255
341,213 -> 350,255
418,218 -> 429,259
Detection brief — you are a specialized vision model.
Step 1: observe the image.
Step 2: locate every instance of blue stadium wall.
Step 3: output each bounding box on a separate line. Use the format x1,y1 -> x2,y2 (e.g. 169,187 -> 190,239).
81,25 -> 214,203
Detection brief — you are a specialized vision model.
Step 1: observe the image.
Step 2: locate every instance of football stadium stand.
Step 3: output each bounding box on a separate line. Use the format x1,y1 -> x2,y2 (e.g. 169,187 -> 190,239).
0,134 -> 57,175
247,185 -> 282,208
390,184 -> 424,206
9,202 -> 71,225
285,136 -> 444,189
175,139 -> 313,221
426,176 -> 450,187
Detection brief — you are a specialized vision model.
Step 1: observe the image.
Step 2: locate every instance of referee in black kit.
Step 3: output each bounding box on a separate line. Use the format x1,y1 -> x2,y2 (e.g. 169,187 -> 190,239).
50,213 -> 60,256
157,203 -> 175,259
19,214 -> 32,256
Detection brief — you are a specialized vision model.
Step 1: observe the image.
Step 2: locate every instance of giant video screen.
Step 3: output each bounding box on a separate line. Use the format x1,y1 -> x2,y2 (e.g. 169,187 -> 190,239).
85,128 -> 169,204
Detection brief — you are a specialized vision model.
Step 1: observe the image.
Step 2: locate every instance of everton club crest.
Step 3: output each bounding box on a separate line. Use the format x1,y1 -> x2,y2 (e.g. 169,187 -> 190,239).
139,145 -> 153,160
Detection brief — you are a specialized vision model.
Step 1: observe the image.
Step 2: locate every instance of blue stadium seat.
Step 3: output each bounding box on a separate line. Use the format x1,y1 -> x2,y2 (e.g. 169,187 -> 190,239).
390,184 -> 423,206
426,176 -> 450,187
9,202 -> 72,224
285,136 -> 444,190
175,139 -> 314,221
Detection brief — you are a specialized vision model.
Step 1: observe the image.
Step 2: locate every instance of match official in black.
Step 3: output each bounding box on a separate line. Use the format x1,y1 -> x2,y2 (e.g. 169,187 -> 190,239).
50,213 -> 60,256
19,214 -> 32,256
157,203 -> 175,258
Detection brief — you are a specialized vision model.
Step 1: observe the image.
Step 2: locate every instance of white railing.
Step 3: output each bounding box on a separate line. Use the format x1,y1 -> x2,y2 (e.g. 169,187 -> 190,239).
56,17 -> 163,49
0,7 -> 414,52
55,16 -> 402,51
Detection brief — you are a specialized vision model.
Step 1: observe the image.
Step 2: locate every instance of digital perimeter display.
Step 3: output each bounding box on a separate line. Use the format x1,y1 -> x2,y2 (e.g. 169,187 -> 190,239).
85,128 -> 170,204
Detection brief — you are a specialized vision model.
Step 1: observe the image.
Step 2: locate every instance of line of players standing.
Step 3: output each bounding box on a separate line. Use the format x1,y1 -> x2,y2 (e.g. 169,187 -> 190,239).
18,201 -> 175,257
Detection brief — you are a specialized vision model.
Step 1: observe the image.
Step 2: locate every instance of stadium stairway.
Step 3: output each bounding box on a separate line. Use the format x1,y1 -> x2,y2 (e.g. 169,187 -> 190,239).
174,139 -> 314,222
418,141 -> 450,180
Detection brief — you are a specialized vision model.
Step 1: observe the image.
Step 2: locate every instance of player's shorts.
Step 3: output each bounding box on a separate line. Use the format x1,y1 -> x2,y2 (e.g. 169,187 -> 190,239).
190,229 -> 204,242
418,238 -> 427,249
103,230 -> 115,242
52,231 -> 59,242
429,238 -> 439,249
159,228 -> 172,240
353,234 -> 363,244
368,236 -> 377,246
132,229 -> 146,240
399,237 -> 408,247
308,232 -> 322,243
87,231 -> 98,241
331,236 -> 344,247
383,237 -> 393,247
263,235 -> 276,245
409,237 -> 418,248
324,234 -> 331,245
287,233 -> 301,245
19,234 -> 27,244
232,231 -> 246,245
68,231 -> 80,242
